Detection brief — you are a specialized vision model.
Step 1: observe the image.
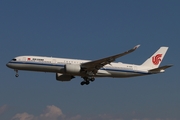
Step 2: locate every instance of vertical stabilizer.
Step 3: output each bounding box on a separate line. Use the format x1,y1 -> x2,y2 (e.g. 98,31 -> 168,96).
141,47 -> 168,68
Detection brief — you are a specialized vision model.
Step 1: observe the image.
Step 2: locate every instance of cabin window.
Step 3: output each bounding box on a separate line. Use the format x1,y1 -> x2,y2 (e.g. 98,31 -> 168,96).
12,59 -> 16,61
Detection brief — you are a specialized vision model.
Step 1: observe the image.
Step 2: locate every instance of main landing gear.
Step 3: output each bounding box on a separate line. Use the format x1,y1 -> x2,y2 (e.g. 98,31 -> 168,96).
80,77 -> 95,86
14,70 -> 19,77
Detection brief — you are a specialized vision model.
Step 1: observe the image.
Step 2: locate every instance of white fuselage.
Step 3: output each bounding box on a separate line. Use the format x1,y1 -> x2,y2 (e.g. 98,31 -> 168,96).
6,56 -> 151,78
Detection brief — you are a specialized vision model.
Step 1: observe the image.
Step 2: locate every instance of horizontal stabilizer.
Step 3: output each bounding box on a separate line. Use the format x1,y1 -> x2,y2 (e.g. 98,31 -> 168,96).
149,64 -> 173,73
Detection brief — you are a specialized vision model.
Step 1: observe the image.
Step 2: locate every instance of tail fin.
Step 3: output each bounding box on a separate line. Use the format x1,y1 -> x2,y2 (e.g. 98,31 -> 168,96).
141,47 -> 168,68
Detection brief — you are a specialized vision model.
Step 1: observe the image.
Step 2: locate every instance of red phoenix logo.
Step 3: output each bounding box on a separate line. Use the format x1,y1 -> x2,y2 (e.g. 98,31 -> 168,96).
152,54 -> 162,65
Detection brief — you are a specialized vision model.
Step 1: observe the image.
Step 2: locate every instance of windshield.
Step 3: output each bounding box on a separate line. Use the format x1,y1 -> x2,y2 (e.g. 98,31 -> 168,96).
12,59 -> 16,61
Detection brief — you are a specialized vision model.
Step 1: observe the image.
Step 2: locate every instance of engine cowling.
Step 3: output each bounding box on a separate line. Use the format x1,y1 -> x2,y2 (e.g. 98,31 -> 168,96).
56,73 -> 74,81
65,64 -> 81,74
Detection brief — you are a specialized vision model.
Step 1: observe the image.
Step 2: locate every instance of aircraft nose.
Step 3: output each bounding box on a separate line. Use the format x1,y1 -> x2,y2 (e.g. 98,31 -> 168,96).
6,62 -> 11,68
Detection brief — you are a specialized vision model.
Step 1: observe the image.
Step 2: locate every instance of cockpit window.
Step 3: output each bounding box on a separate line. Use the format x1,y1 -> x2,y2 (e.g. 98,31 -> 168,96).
12,59 -> 16,61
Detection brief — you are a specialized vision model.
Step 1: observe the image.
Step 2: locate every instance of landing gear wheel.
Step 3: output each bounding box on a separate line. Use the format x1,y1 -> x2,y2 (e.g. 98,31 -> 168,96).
81,77 -> 95,85
81,81 -> 85,85
90,78 -> 95,82
81,81 -> 90,85
15,74 -> 19,77
14,70 -> 19,77
85,81 -> 90,85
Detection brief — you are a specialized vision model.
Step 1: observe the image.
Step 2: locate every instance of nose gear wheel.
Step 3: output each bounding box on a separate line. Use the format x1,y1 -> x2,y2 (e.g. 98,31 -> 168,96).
14,70 -> 19,77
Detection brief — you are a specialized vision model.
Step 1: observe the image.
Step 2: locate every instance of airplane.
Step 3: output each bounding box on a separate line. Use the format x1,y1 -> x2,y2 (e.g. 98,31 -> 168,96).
6,45 -> 172,85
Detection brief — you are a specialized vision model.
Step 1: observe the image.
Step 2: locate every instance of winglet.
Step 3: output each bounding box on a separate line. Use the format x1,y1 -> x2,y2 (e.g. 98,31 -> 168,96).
134,44 -> 140,49
127,44 -> 140,53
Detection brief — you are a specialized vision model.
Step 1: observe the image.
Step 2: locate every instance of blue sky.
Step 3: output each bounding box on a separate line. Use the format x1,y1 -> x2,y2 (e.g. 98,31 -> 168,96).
0,1 -> 179,120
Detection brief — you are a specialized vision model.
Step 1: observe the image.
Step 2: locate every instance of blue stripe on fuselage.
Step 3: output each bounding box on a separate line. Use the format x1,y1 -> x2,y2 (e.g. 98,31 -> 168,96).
8,61 -> 149,75
101,68 -> 149,75
9,61 -> 65,67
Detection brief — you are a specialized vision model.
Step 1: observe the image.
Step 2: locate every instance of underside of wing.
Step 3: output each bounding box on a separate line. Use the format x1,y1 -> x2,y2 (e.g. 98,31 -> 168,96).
80,45 -> 140,74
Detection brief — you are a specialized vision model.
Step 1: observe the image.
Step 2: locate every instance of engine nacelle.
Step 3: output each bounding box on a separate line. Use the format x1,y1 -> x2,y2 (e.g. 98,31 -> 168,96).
65,64 -> 81,74
56,73 -> 74,81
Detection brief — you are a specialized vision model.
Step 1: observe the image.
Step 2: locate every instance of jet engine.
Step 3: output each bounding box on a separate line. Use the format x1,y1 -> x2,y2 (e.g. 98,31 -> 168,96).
56,73 -> 74,81
65,64 -> 81,74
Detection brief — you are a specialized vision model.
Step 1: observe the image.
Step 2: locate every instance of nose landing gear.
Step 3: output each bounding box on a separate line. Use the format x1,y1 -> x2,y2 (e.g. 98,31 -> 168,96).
14,70 -> 19,77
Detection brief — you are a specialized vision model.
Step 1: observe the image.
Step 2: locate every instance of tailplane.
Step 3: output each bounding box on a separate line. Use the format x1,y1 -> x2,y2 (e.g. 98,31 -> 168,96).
148,64 -> 173,73
141,47 -> 168,68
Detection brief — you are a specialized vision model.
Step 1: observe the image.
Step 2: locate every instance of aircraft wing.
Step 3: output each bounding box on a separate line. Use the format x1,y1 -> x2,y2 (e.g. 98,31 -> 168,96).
81,45 -> 140,74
